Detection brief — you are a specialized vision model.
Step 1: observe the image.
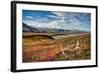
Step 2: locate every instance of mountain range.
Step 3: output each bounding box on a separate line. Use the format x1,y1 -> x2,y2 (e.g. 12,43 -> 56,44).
23,23 -> 87,34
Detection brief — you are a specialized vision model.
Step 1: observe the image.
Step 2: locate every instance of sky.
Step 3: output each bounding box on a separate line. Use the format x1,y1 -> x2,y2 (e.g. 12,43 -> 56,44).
22,10 -> 91,32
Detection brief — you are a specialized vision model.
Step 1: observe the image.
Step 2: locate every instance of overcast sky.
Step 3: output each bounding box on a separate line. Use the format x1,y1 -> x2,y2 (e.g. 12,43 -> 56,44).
22,10 -> 91,32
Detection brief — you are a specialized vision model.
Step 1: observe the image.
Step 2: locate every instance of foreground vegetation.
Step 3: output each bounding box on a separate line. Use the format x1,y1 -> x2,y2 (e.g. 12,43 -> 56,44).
23,33 -> 91,62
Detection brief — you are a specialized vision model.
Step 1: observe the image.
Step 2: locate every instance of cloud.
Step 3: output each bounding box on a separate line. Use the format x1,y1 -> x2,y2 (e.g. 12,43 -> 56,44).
52,11 -> 66,17
23,20 -> 48,28
25,16 -> 33,19
34,17 -> 49,22
51,11 -> 90,31
23,11 -> 90,32
47,15 -> 57,18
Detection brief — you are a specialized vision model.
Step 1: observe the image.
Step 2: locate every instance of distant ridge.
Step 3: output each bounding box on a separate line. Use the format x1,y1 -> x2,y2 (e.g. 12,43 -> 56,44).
23,23 -> 39,32
23,23 -> 87,34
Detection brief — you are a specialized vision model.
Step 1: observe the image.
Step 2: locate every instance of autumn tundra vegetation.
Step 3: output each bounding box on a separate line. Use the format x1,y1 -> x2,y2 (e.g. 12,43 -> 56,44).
23,32 -> 91,62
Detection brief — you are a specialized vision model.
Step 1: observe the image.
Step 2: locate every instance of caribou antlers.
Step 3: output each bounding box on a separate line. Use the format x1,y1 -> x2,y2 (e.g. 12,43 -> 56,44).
59,40 -> 81,59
